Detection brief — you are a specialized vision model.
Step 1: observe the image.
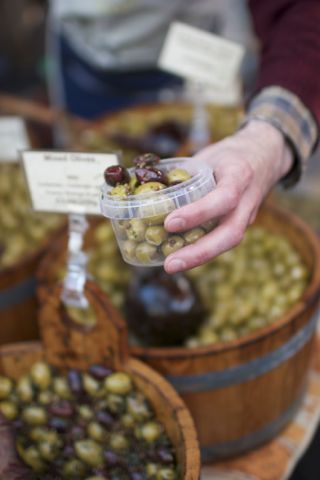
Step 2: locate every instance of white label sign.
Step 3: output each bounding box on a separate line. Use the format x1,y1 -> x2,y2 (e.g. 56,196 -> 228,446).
21,151 -> 118,215
159,22 -> 245,89
0,117 -> 30,162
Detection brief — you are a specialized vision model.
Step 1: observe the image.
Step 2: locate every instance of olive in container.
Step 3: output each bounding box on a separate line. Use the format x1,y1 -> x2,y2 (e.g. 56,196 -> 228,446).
100,158 -> 216,266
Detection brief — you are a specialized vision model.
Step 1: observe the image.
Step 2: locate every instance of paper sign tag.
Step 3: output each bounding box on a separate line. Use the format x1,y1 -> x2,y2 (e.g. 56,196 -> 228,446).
21,151 -> 118,215
159,22 -> 245,89
0,117 -> 30,162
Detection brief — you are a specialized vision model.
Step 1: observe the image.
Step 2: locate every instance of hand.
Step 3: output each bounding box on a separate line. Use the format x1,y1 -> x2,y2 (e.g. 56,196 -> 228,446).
164,120 -> 293,274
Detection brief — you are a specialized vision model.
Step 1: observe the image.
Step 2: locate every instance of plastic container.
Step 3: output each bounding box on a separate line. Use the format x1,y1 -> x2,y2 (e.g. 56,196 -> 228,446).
100,157 -> 215,266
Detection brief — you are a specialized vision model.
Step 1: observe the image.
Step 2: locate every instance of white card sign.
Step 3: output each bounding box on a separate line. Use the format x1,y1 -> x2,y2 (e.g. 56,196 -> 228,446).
159,22 -> 245,89
0,117 -> 30,162
21,151 -> 118,215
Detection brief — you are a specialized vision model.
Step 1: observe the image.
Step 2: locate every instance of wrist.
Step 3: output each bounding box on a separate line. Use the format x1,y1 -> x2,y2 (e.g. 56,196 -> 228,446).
237,119 -> 294,180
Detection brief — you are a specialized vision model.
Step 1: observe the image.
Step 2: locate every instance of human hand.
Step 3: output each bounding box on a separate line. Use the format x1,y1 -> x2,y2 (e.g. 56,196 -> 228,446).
164,120 -> 293,274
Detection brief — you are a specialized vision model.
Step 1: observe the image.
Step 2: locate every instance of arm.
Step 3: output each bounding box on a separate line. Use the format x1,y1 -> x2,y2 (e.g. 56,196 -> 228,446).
163,0 -> 320,274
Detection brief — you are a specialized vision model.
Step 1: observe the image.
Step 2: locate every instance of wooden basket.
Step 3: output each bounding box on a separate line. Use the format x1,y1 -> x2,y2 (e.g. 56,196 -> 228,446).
0,281 -> 200,479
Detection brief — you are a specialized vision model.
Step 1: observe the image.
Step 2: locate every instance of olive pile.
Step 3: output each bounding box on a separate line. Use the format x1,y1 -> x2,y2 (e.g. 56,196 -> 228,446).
103,154 -> 213,266
185,226 -> 309,347
0,362 -> 178,479
0,163 -> 62,269
75,104 -> 242,167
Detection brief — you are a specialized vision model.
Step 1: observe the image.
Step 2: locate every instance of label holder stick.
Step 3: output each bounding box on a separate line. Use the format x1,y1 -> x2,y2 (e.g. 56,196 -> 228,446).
61,213 -> 89,309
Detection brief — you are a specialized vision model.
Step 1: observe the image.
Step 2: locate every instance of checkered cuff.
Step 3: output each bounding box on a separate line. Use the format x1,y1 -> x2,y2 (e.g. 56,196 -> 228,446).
241,86 -> 319,187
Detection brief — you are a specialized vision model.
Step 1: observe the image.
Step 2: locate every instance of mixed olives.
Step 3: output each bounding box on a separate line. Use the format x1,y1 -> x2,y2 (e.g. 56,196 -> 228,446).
0,163 -> 62,269
53,221 -> 309,347
102,153 -> 214,266
185,226 -> 309,347
0,362 -> 178,479
75,104 -> 242,167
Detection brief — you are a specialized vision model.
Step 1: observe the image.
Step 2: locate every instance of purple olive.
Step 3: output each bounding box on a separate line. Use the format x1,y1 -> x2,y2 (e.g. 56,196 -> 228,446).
104,165 -> 130,186
89,364 -> 113,380
104,449 -> 122,466
155,447 -> 174,465
135,167 -> 167,185
131,472 -> 147,480
48,417 -> 69,433
96,410 -> 114,427
68,425 -> 85,441
48,400 -> 74,418
67,370 -> 83,395
133,153 -> 160,168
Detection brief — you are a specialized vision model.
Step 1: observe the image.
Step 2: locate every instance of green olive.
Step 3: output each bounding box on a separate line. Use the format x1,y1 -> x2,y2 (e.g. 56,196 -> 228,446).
105,372 -> 132,395
145,226 -> 167,246
83,373 -> 101,397
87,421 -> 107,442
38,441 -> 58,461
156,468 -> 177,480
38,390 -> 55,405
135,182 -> 166,195
183,227 -> 206,244
145,213 -> 167,226
63,459 -> 87,477
167,168 -> 191,185
146,463 -> 159,477
135,242 -> 158,263
127,394 -> 151,421
17,376 -> 34,402
29,427 -> 61,446
110,432 -> 129,451
53,377 -> 72,399
161,236 -> 185,257
0,400 -> 18,420
85,477 -> 107,480
140,421 -> 162,443
126,219 -> 146,242
104,394 -> 125,415
0,376 -> 13,399
30,362 -> 52,390
122,239 -> 137,261
22,406 -> 47,425
78,405 -> 94,421
75,439 -> 103,467
16,443 -> 45,472
121,413 -> 135,428
110,184 -> 131,198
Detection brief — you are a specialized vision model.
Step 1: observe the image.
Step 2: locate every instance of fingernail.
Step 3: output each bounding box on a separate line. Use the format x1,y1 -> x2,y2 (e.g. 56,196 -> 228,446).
166,217 -> 186,231
166,258 -> 186,272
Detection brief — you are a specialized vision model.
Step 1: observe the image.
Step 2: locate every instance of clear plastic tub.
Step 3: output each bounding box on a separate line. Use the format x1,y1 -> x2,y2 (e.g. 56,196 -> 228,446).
100,158 -> 215,266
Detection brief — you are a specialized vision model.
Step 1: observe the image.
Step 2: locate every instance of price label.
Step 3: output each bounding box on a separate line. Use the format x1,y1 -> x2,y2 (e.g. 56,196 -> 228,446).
21,151 -> 118,215
159,22 -> 245,89
0,117 -> 30,162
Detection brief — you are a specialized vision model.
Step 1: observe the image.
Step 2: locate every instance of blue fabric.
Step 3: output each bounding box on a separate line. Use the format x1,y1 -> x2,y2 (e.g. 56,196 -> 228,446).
58,36 -> 182,119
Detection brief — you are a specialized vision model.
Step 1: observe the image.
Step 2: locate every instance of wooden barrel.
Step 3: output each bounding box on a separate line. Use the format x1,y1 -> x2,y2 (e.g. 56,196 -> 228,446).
131,205 -> 320,461
36,204 -> 320,462
0,281 -> 200,479
0,226 -> 66,345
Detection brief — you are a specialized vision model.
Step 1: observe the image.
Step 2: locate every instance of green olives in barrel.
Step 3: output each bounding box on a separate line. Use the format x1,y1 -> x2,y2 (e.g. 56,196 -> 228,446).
0,376 -> 12,399
104,372 -> 132,395
75,439 -> 104,467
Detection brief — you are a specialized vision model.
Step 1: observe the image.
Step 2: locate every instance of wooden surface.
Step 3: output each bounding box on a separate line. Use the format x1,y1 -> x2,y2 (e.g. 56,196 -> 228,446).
36,280 -> 200,479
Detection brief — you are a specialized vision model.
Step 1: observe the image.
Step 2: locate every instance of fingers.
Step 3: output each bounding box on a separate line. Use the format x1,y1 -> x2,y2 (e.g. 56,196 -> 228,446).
165,160 -> 253,232
164,186 -> 259,274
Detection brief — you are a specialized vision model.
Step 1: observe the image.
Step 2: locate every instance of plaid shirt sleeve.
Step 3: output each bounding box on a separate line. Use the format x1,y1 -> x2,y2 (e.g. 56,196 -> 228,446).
241,86 -> 319,187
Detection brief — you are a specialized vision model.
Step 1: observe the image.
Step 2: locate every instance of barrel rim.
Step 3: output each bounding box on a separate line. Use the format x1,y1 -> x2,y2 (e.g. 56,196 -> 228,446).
130,203 -> 320,360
